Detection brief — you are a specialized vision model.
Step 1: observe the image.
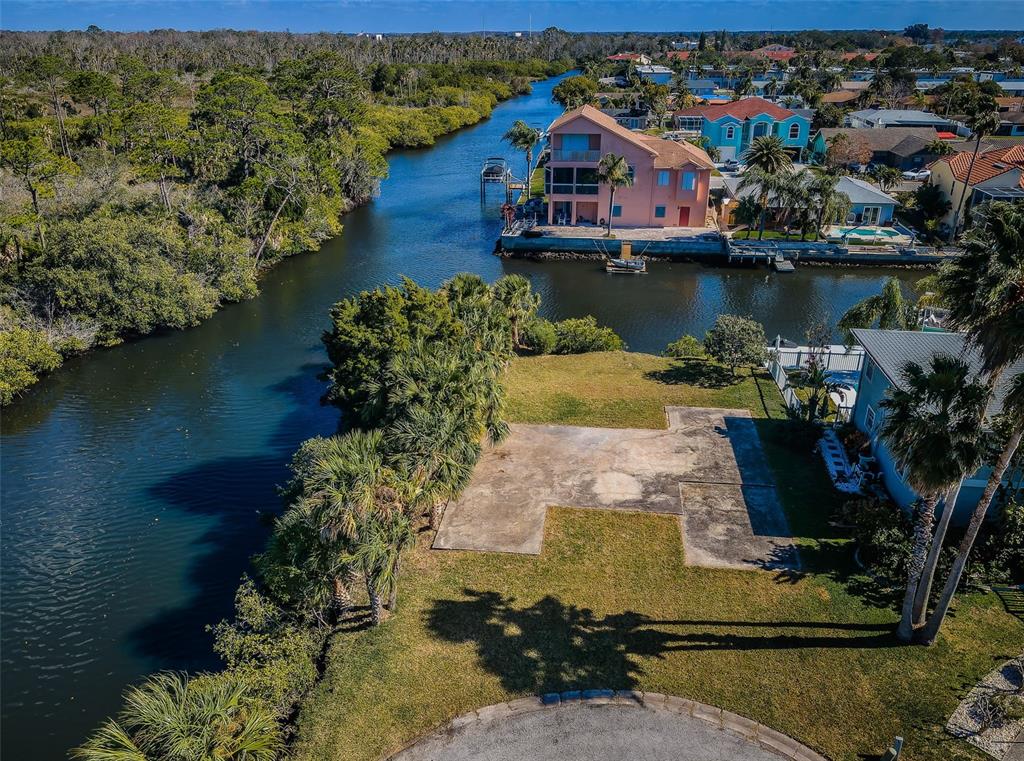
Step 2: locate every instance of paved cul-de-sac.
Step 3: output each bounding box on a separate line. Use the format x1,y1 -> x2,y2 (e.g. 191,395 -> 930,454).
433,406 -> 799,571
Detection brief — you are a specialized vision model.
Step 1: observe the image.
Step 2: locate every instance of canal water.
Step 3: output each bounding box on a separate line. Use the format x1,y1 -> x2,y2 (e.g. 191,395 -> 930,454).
1,73 -> 921,759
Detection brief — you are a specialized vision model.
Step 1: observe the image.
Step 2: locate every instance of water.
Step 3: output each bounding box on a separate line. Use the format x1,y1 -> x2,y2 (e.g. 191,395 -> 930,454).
0,73 -> 921,759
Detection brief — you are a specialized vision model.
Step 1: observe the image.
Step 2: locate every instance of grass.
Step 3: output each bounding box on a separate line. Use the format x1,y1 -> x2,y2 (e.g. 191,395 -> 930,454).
291,352 -> 1023,761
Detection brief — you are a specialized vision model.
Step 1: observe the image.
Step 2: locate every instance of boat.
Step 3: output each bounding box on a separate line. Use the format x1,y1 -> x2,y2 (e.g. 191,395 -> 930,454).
772,254 -> 795,273
605,257 -> 647,274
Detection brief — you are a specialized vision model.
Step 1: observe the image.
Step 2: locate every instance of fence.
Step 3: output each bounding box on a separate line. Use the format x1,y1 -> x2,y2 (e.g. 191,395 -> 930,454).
770,344 -> 864,372
767,355 -> 855,425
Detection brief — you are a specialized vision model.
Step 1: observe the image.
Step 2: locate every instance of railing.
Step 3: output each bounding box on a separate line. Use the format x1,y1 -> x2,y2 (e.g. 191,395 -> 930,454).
551,149 -> 601,162
546,183 -> 600,195
771,345 -> 864,372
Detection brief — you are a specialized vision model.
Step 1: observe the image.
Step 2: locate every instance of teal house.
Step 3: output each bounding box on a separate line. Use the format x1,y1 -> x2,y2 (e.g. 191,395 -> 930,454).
673,96 -> 811,162
850,329 -> 1024,524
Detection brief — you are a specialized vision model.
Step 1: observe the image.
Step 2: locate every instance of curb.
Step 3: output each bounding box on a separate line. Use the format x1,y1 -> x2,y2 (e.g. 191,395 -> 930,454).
387,689 -> 831,761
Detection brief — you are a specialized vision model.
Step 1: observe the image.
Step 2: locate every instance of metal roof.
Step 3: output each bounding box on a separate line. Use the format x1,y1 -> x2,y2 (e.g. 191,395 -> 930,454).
852,328 -> 1024,418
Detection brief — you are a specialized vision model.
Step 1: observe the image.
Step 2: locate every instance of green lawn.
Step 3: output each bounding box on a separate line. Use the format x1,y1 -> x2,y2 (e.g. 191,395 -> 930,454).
291,352 -> 1022,761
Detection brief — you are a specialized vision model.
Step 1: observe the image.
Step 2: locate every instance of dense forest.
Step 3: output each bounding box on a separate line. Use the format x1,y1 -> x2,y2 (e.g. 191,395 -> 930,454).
0,29 -> 570,403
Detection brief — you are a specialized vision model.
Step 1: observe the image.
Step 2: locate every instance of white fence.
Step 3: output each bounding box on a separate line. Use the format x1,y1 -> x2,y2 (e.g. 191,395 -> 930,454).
766,354 -> 855,425
770,344 -> 864,372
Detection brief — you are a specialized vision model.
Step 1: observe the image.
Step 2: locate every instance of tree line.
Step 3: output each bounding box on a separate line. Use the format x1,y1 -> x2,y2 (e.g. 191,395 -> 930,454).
72,271 -> 626,759
0,43 -> 568,404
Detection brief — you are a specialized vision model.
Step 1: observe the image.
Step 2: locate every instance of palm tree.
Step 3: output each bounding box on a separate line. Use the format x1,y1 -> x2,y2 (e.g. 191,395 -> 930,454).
775,171 -> 811,239
737,167 -> 784,240
687,135 -> 719,162
920,202 -> 1024,644
597,152 -> 633,236
949,95 -> 1001,240
925,138 -> 955,157
73,672 -> 281,761
837,277 -> 918,342
731,195 -> 762,239
743,134 -> 793,174
808,172 -> 851,241
879,356 -> 988,642
868,164 -> 903,193
493,273 -> 540,348
502,119 -> 541,199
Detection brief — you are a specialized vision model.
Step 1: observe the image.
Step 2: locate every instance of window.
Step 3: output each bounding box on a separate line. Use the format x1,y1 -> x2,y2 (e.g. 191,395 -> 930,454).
865,405 -> 876,430
654,205 -> 666,218
865,360 -> 874,382
724,125 -> 736,140
612,205 -> 622,217
561,134 -> 590,151
627,165 -> 636,182
677,116 -> 703,131
788,123 -> 800,139
657,170 -> 671,186
681,171 -> 696,191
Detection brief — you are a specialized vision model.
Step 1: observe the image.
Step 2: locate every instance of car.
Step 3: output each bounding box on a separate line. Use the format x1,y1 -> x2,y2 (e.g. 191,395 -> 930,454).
720,159 -> 741,172
901,169 -> 931,181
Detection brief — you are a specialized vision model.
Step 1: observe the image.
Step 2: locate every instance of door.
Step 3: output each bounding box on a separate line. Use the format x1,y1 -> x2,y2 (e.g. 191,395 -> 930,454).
863,206 -> 880,225
718,146 -> 736,162
677,207 -> 690,226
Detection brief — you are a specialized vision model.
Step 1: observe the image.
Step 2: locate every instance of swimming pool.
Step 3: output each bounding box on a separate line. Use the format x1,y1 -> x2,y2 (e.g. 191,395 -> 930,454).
833,226 -> 902,238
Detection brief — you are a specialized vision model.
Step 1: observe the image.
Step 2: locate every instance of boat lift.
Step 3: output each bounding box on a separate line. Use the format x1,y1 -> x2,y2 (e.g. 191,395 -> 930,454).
480,157 -> 520,203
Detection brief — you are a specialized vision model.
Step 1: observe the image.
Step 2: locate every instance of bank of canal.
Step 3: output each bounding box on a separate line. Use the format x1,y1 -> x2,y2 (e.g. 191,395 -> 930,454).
0,73 -> 922,760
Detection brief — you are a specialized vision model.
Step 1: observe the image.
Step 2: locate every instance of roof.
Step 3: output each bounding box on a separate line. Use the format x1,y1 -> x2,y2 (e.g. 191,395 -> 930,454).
936,144 -> 1024,186
849,109 -> 953,127
674,96 -> 796,121
837,176 -> 898,205
636,65 -> 673,74
840,51 -> 880,62
815,127 -> 939,156
548,105 -> 714,170
607,52 -> 646,61
852,329 -> 1024,418
721,173 -> 895,206
637,135 -> 716,170
821,90 -> 860,104
548,105 -> 656,155
667,51 -> 690,60
840,80 -> 872,92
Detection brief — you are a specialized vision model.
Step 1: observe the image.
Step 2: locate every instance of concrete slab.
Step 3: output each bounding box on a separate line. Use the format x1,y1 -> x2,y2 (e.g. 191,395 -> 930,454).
433,407 -> 799,571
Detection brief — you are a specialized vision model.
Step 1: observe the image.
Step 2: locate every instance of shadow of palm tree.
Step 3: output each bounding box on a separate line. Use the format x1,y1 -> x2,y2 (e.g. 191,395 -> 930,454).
644,359 -> 738,389
425,589 -> 898,694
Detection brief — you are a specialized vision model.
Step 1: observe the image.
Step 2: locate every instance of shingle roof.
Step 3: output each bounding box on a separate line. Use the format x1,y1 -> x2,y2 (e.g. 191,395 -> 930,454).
852,329 -> 1024,418
674,96 -> 796,121
548,105 -> 715,170
548,105 -> 657,155
837,176 -> 898,205
815,127 -> 939,156
936,144 -> 1024,186
821,90 -> 860,104
637,135 -> 716,170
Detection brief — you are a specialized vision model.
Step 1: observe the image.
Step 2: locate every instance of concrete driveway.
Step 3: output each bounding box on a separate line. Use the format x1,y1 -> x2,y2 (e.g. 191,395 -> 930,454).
433,407 -> 799,571
388,695 -> 824,761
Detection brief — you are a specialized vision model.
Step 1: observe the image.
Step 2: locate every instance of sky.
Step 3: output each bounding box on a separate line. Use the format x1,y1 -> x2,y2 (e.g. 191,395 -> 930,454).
1,0 -> 1022,34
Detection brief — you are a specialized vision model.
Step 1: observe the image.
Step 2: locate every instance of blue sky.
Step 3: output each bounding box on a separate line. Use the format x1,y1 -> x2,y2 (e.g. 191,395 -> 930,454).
2,0 -> 1021,33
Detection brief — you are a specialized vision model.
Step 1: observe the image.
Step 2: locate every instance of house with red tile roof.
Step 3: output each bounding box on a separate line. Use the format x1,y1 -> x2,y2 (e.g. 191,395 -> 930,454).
606,53 -> 651,64
750,44 -> 797,63
673,96 -> 811,162
929,144 -> 1024,230
544,105 -> 714,228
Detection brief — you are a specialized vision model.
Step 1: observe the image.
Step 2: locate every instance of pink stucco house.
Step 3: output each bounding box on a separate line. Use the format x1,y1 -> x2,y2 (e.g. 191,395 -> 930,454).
544,105 -> 714,228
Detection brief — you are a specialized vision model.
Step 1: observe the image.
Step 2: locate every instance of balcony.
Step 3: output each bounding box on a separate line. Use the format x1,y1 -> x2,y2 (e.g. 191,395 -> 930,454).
547,183 -> 600,196
551,149 -> 601,162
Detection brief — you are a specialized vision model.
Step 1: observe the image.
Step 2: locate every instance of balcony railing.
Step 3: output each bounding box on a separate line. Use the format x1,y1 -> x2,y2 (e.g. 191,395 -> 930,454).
546,183 -> 600,195
551,149 -> 601,162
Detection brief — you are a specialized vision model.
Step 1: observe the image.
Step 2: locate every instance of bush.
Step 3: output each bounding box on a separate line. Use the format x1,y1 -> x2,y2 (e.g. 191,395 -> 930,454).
665,334 -> 706,359
974,498 -> 1024,584
703,314 -> 767,374
0,326 -> 63,405
520,317 -> 557,355
209,578 -> 325,720
837,497 -> 913,583
552,316 -> 625,354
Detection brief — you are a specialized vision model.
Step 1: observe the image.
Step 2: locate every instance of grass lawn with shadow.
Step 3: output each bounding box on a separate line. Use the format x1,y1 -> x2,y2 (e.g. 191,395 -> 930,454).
290,352 -> 1023,761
